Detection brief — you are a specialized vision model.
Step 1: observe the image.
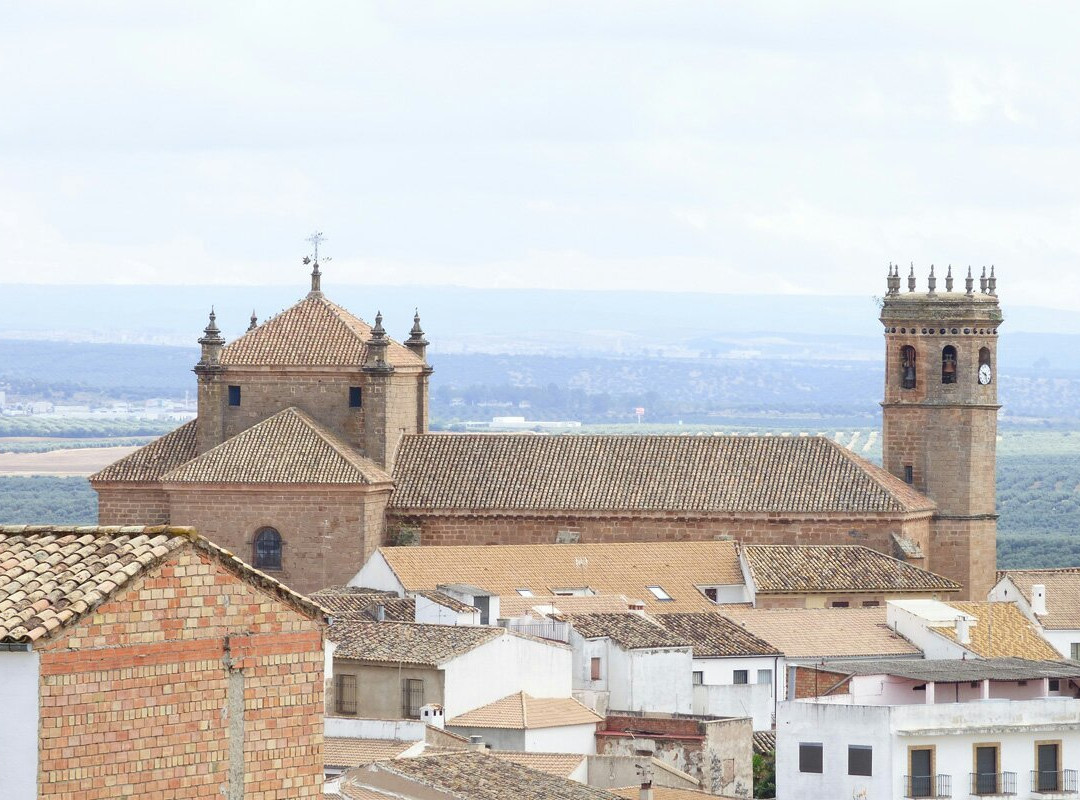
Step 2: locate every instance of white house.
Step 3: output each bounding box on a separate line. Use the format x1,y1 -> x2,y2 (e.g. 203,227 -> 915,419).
776,658 -> 1080,800
566,613 -> 694,715
655,612 -> 783,730
411,590 -> 482,625
887,599 -> 1061,660
446,692 -> 603,754
991,570 -> 1080,660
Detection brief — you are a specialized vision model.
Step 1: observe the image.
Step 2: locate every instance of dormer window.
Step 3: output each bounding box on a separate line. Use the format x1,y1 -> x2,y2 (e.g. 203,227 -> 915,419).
941,346 -> 957,384
901,346 -> 917,390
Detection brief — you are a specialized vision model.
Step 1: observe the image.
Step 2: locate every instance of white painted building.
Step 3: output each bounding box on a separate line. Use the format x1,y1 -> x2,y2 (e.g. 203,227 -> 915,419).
776,659 -> 1080,800
446,692 -> 603,754
411,590 -> 482,625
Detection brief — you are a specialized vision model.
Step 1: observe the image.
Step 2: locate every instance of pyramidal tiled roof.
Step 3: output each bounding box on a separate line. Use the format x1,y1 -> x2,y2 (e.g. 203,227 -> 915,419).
221,293 -> 423,368
742,544 -> 961,594
162,407 -> 391,485
329,619 -> 505,666
89,419 -> 198,483
0,525 -> 324,643
390,434 -> 934,514
655,612 -> 782,657
446,692 -> 603,729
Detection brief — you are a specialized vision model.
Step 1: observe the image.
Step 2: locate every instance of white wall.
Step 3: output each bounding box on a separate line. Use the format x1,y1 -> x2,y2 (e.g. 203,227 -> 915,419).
412,595 -> 481,626
445,726 -> 524,751
886,601 -> 970,659
693,683 -> 772,729
349,551 -> 406,594
570,631 -> 610,692
443,632 -> 572,718
1042,628 -> 1080,659
525,723 -> 598,754
324,716 -> 427,740
694,654 -> 782,706
0,650 -> 39,799
625,648 -> 693,715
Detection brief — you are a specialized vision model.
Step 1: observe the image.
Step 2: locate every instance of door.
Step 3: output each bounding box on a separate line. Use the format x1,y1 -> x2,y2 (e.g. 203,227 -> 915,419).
474,595 -> 490,625
975,746 -> 998,795
910,748 -> 933,798
1038,743 -> 1060,792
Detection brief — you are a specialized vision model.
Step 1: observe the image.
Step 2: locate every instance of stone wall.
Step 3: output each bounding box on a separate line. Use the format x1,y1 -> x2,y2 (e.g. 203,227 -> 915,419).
95,485 -> 171,526
36,547 -> 325,800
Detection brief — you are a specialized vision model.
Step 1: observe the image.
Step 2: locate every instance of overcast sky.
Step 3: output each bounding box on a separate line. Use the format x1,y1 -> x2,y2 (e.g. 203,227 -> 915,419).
2,2 -> 1080,308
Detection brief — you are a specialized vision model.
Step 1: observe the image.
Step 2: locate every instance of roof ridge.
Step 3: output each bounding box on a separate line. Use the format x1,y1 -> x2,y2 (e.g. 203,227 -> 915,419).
827,438 -> 936,513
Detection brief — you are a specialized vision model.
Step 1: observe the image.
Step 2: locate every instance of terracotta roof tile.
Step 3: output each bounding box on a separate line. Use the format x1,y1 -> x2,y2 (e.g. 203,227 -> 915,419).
324,738 -> 418,769
655,612 -> 781,657
345,751 -> 621,800
998,569 -> 1080,629
940,601 -> 1060,660
500,595 -> 631,620
89,420 -> 198,483
753,730 -> 776,754
0,525 -> 324,642
162,407 -> 391,485
415,590 -> 477,613
377,541 -> 743,612
310,589 -> 415,621
328,619 -> 505,666
490,751 -> 586,778
742,544 -> 960,594
719,606 -> 921,659
222,294 -> 423,368
390,434 -> 934,514
613,789 -> 740,800
447,692 -> 602,729
568,613 -> 691,650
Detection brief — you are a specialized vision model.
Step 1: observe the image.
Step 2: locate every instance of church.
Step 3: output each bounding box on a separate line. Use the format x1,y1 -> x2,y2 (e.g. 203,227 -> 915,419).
90,260 -> 1003,600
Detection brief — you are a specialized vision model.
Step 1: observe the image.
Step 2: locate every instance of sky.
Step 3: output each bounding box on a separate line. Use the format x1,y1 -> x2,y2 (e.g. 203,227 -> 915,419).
2,2 -> 1080,309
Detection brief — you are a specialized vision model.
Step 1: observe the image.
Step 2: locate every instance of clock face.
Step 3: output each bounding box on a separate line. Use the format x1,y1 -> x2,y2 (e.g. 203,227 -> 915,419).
979,363 -> 992,385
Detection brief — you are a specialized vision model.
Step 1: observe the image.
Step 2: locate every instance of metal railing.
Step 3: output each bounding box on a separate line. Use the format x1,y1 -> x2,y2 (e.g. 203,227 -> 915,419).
505,619 -> 570,643
1031,769 -> 1079,794
969,771 -> 1017,796
904,774 -> 952,798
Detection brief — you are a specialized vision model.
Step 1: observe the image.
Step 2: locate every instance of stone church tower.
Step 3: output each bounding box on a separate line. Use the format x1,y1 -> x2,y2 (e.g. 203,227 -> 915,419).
880,265 -> 1003,599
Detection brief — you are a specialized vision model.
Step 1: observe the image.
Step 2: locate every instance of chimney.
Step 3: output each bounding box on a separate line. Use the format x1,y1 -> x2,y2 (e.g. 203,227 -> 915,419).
1032,584 -> 1047,616
955,616 -> 971,645
374,603 -> 386,622
420,703 -> 444,730
638,765 -> 654,800
468,734 -> 485,751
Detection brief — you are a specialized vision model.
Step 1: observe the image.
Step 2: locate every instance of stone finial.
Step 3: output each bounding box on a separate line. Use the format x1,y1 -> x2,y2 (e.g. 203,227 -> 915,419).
927,265 -> 937,296
886,264 -> 901,295
248,310 -> 258,332
201,307 -> 223,343
372,311 -> 385,338
304,256 -> 322,295
945,265 -> 953,292
966,266 -> 974,296
197,307 -> 225,368
988,265 -> 997,296
907,264 -> 916,293
405,308 -> 430,363
364,310 -> 394,373
980,267 -> 988,294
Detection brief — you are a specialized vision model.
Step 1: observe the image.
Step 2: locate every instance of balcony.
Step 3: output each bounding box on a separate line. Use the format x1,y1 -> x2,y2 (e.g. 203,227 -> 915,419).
904,774 -> 952,799
1031,769 -> 1078,795
969,771 -> 1017,796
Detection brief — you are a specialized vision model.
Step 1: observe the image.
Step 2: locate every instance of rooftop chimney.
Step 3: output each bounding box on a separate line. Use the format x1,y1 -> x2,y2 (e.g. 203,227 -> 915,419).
420,703 -> 444,730
1032,584 -> 1047,616
955,616 -> 971,645
637,765 -> 654,800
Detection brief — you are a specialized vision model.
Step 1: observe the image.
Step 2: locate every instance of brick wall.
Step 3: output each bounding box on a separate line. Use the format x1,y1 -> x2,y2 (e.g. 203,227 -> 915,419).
601,713 -> 705,738
95,485 -> 171,525
36,547 -> 325,800
791,666 -> 851,699
166,485 -> 390,595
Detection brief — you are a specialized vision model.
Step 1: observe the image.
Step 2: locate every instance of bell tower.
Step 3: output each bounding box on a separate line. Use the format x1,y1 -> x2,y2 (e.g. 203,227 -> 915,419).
880,264 -> 1003,600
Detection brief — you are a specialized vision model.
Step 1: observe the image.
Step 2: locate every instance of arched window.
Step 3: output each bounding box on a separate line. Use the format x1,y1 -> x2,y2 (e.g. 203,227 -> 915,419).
253,527 -> 283,571
941,346 -> 958,384
978,347 -> 992,385
901,346 -> 917,389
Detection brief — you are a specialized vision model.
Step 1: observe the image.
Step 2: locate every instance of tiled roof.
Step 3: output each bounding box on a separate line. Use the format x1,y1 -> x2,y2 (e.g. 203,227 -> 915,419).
720,607 -> 921,659
822,657 -> 1080,683
345,751 -> 622,800
311,590 -> 415,621
742,544 -> 960,594
377,541 -> 744,612
998,569 -> 1080,629
88,420 -> 198,483
390,434 -> 934,514
655,612 -> 781,657
613,789 -> 739,800
753,730 -> 776,755
324,738 -> 417,769
415,590 -> 477,613
447,692 -> 603,729
490,751 -> 586,778
939,601 -> 1061,660
0,525 -> 324,642
567,613 -> 690,650
328,619 -> 504,666
222,294 -> 423,368
162,407 -> 391,485
500,594 -> 631,620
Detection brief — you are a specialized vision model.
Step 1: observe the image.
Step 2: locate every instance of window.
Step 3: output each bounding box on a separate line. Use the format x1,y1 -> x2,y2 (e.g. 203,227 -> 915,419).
401,678 -> 424,719
590,657 -> 602,681
849,745 -> 872,777
942,345 -> 958,384
862,600 -> 881,607
228,385 -> 241,406
1071,642 -> 1080,660
733,670 -> 748,685
253,527 -> 282,571
1049,679 -> 1061,692
335,674 -> 357,715
901,346 -> 917,389
973,744 -> 999,795
516,588 -> 533,597
1036,741 -> 1061,792
904,465 -> 914,484
908,746 -> 935,798
757,669 -> 773,686
646,586 -> 673,602
474,595 -> 490,625
799,743 -> 823,774
692,671 -> 703,685
349,386 -> 362,408
830,601 -> 850,608
703,587 -> 718,602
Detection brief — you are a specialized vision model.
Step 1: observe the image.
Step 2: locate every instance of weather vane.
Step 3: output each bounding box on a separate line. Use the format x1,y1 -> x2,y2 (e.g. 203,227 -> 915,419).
304,231 -> 330,265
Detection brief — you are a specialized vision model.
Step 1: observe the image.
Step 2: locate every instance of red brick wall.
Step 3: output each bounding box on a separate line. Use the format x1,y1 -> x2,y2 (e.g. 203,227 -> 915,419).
166,485 -> 390,595
791,667 -> 851,699
36,547 -> 325,800
601,714 -> 704,737
95,485 -> 171,525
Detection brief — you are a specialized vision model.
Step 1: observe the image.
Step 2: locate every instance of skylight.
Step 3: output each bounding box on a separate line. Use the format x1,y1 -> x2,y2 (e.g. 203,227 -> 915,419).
646,585 -> 673,601
516,588 -> 534,597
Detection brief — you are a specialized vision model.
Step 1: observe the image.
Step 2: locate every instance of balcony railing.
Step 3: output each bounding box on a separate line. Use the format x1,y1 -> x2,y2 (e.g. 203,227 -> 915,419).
1031,769 -> 1079,794
969,771 -> 1017,796
905,774 -> 952,798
